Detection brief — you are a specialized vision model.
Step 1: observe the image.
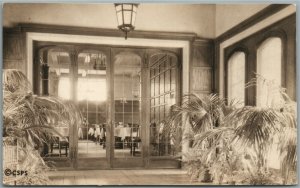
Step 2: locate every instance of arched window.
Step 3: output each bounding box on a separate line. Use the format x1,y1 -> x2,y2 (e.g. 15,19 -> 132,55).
256,37 -> 282,107
227,51 -> 246,107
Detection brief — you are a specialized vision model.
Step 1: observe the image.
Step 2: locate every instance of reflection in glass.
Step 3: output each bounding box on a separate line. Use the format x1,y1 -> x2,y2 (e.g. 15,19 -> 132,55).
39,49 -> 71,158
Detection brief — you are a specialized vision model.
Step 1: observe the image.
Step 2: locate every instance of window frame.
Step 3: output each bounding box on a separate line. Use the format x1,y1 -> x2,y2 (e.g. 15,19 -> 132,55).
225,46 -> 248,106
224,28 -> 289,106
254,30 -> 287,95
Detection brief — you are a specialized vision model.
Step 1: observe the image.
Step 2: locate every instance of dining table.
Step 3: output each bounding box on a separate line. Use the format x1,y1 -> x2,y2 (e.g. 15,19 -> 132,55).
114,127 -> 132,140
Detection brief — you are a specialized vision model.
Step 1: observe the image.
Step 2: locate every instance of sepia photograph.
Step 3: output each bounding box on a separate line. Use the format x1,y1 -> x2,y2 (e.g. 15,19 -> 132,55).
2,2 -> 297,186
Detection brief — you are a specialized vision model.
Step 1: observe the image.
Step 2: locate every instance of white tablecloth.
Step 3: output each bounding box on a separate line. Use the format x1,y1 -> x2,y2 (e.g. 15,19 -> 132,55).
114,127 -> 131,140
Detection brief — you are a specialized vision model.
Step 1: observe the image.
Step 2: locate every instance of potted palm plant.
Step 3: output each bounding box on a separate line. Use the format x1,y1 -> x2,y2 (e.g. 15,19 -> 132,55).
165,75 -> 297,185
164,93 -> 226,183
3,69 -> 82,185
193,77 -> 296,185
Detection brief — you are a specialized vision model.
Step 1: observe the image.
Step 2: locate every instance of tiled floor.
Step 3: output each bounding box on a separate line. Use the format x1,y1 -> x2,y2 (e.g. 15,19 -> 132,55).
48,169 -> 209,185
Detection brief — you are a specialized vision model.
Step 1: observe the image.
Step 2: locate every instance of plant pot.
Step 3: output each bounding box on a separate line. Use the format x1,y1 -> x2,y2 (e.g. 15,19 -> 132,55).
201,169 -> 213,183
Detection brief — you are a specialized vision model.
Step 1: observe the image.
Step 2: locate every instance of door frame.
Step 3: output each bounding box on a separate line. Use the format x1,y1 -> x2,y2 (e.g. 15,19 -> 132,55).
74,45 -> 112,169
29,33 -> 190,169
145,49 -> 182,168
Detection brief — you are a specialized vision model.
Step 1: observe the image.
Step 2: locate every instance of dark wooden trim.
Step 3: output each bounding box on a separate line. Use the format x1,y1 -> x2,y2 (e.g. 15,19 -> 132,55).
194,38 -> 214,46
213,40 -> 219,94
8,23 -> 198,41
142,51 -> 150,168
215,4 -> 290,43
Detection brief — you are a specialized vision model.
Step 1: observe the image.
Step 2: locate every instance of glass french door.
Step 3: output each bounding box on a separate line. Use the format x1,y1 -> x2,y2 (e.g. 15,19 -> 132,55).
35,46 -> 75,169
75,48 -> 110,169
34,43 -> 111,169
149,52 -> 179,156
34,42 -> 181,169
111,48 -> 145,168
146,49 -> 181,168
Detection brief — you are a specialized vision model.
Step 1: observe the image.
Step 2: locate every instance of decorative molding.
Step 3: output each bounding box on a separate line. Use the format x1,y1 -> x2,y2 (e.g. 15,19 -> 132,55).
7,23 -> 198,41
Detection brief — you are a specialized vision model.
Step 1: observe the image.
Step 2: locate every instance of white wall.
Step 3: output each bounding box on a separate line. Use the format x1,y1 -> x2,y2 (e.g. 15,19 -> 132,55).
3,3 -> 216,38
4,3 -> 275,39
215,4 -> 269,36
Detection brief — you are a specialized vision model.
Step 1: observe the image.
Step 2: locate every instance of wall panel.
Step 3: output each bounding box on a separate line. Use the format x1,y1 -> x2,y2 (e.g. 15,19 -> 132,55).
3,31 -> 26,73
191,40 -> 214,97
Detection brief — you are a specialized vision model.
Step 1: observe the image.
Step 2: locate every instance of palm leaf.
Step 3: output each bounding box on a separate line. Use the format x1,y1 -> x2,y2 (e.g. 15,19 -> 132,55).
3,69 -> 31,93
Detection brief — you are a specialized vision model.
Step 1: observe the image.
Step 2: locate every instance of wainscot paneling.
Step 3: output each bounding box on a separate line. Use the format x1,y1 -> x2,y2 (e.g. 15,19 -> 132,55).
3,30 -> 26,73
190,39 -> 214,97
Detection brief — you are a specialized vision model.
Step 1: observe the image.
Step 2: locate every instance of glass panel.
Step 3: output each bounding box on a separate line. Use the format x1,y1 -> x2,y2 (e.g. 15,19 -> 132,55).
160,61 -> 165,73
40,49 -> 71,158
257,37 -> 282,107
114,52 -> 141,158
151,79 -> 155,96
116,12 -> 123,26
115,4 -> 122,12
171,68 -> 176,91
149,54 -> 178,157
165,104 -> 171,117
77,50 -> 107,158
154,107 -> 159,123
132,12 -> 136,26
166,57 -> 171,68
123,11 -> 132,25
160,96 -> 164,105
170,92 -> 176,106
155,97 -> 159,106
132,100 -> 140,113
170,56 -> 177,67
150,107 -> 155,122
228,52 -> 245,107
165,70 -> 170,92
165,94 -> 170,106
115,99 -> 124,113
151,98 -> 155,107
160,74 -> 164,94
160,106 -> 165,121
97,101 -> 106,112
150,68 -> 154,78
154,76 -> 159,96
123,4 -> 132,10
153,66 -> 157,76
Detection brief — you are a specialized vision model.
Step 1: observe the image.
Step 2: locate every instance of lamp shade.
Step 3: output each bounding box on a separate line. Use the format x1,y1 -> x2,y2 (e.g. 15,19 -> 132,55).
114,3 -> 139,39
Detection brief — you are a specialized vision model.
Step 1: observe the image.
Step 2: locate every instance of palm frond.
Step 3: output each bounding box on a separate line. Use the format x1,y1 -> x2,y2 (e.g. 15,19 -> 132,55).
3,69 -> 31,93
225,107 -> 282,150
193,127 -> 235,148
3,69 -> 82,146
